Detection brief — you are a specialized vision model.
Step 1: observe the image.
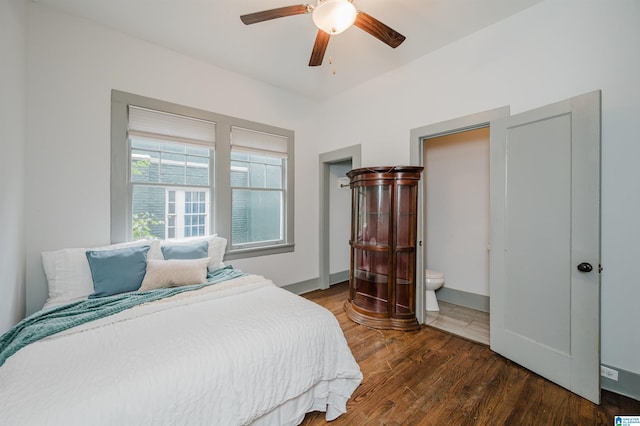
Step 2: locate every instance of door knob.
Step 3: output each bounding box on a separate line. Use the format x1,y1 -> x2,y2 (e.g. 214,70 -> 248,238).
577,262 -> 593,272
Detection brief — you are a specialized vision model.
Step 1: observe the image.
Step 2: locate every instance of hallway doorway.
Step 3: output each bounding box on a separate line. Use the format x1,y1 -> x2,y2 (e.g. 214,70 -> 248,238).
319,145 -> 361,289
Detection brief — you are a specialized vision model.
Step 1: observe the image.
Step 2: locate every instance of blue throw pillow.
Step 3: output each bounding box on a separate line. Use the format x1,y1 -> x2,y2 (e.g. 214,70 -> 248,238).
86,245 -> 150,298
161,240 -> 209,260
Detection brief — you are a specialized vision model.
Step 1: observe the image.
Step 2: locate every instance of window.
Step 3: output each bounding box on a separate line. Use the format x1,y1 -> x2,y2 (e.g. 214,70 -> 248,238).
111,90 -> 295,259
230,127 -> 288,249
128,106 -> 214,241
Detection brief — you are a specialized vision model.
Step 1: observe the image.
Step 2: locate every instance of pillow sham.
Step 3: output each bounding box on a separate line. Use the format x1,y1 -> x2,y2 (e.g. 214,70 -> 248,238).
161,240 -> 208,260
139,257 -> 210,291
86,245 -> 151,298
205,236 -> 227,271
42,239 -> 159,308
148,235 -> 227,272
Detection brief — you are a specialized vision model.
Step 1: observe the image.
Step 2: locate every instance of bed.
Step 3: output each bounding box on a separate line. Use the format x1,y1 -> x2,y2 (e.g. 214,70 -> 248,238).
0,236 -> 362,425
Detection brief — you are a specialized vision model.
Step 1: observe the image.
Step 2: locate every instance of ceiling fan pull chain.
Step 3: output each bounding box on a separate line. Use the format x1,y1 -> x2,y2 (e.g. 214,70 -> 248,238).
329,54 -> 336,74
330,44 -> 337,75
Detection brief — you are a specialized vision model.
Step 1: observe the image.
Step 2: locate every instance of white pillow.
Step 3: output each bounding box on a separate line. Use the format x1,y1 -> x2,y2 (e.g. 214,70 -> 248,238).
41,239 -> 159,309
139,257 -> 210,291
148,235 -> 227,272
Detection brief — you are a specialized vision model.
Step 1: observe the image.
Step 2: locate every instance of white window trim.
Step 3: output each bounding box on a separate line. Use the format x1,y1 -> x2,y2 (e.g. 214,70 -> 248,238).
111,90 -> 295,259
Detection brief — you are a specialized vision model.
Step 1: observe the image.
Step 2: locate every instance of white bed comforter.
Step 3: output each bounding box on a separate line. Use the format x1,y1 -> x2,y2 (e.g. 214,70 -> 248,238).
0,275 -> 362,425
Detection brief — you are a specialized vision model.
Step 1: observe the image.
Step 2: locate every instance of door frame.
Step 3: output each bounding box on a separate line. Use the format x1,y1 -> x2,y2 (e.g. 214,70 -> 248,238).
319,145 -> 361,290
409,106 -> 510,324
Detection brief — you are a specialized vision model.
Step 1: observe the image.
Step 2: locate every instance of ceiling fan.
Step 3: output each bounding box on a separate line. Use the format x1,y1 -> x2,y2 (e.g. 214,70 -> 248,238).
240,0 -> 406,67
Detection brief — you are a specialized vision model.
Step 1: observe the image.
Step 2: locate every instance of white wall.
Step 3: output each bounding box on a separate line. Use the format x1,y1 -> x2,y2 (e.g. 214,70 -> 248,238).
329,161 -> 352,275
0,0 -> 27,334
320,0 -> 640,377
425,128 -> 490,296
25,3 -> 323,315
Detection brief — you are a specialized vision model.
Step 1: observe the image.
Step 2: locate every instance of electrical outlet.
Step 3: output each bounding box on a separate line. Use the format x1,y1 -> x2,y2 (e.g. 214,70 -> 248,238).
600,365 -> 619,381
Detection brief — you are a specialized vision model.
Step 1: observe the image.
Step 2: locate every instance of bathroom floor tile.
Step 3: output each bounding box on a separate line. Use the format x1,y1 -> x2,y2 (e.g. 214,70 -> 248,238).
426,302 -> 489,345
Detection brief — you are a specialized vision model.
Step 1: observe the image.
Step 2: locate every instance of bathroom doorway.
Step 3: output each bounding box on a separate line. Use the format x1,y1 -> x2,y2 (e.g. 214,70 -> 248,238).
409,106 -> 510,329
423,127 -> 490,344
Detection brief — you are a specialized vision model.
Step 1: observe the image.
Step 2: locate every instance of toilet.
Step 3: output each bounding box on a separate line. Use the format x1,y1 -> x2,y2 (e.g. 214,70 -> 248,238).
425,269 -> 445,311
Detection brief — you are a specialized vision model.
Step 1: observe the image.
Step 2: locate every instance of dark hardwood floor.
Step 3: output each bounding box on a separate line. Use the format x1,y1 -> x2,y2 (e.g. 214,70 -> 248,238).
301,282 -> 640,425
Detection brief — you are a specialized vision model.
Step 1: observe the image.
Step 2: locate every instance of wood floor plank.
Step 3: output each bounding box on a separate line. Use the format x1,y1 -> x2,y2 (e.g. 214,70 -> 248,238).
300,282 -> 640,425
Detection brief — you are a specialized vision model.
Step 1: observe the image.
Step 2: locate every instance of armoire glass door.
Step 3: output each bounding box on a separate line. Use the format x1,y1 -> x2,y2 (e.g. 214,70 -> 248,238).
351,184 -> 390,314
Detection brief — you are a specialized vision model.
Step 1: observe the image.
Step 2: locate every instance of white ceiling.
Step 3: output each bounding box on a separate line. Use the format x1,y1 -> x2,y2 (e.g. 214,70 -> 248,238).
33,0 -> 542,101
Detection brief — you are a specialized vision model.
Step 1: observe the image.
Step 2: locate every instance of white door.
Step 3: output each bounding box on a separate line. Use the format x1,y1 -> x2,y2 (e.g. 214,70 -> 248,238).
489,91 -> 601,403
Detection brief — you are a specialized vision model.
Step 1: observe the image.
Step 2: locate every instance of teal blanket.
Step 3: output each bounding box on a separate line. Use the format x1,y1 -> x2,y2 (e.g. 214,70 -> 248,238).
0,266 -> 246,368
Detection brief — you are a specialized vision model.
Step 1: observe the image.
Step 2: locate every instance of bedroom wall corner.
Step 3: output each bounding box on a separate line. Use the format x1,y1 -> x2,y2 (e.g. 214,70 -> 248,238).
0,0 -> 28,333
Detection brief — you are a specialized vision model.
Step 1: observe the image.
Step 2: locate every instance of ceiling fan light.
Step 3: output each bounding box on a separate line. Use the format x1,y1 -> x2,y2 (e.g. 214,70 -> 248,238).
312,0 -> 357,35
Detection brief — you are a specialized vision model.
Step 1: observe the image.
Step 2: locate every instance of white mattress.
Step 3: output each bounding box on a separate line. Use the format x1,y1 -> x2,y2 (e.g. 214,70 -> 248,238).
0,275 -> 362,425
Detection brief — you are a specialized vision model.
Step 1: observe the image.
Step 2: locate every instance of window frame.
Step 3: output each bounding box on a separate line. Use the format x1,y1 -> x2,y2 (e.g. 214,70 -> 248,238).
111,90 -> 295,259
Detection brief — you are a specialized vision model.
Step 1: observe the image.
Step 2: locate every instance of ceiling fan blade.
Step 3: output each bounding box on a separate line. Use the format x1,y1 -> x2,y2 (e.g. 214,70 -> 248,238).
240,5 -> 310,25
309,30 -> 330,66
353,11 -> 406,48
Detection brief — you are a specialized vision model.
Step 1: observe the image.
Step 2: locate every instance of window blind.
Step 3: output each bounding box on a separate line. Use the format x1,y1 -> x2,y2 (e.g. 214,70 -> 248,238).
231,127 -> 288,157
128,106 -> 216,147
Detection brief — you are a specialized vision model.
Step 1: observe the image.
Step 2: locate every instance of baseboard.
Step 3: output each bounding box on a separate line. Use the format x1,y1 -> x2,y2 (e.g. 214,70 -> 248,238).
281,270 -> 349,295
601,364 -> 640,402
282,278 -> 320,295
436,287 -> 490,313
329,270 -> 349,284
287,274 -> 490,312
